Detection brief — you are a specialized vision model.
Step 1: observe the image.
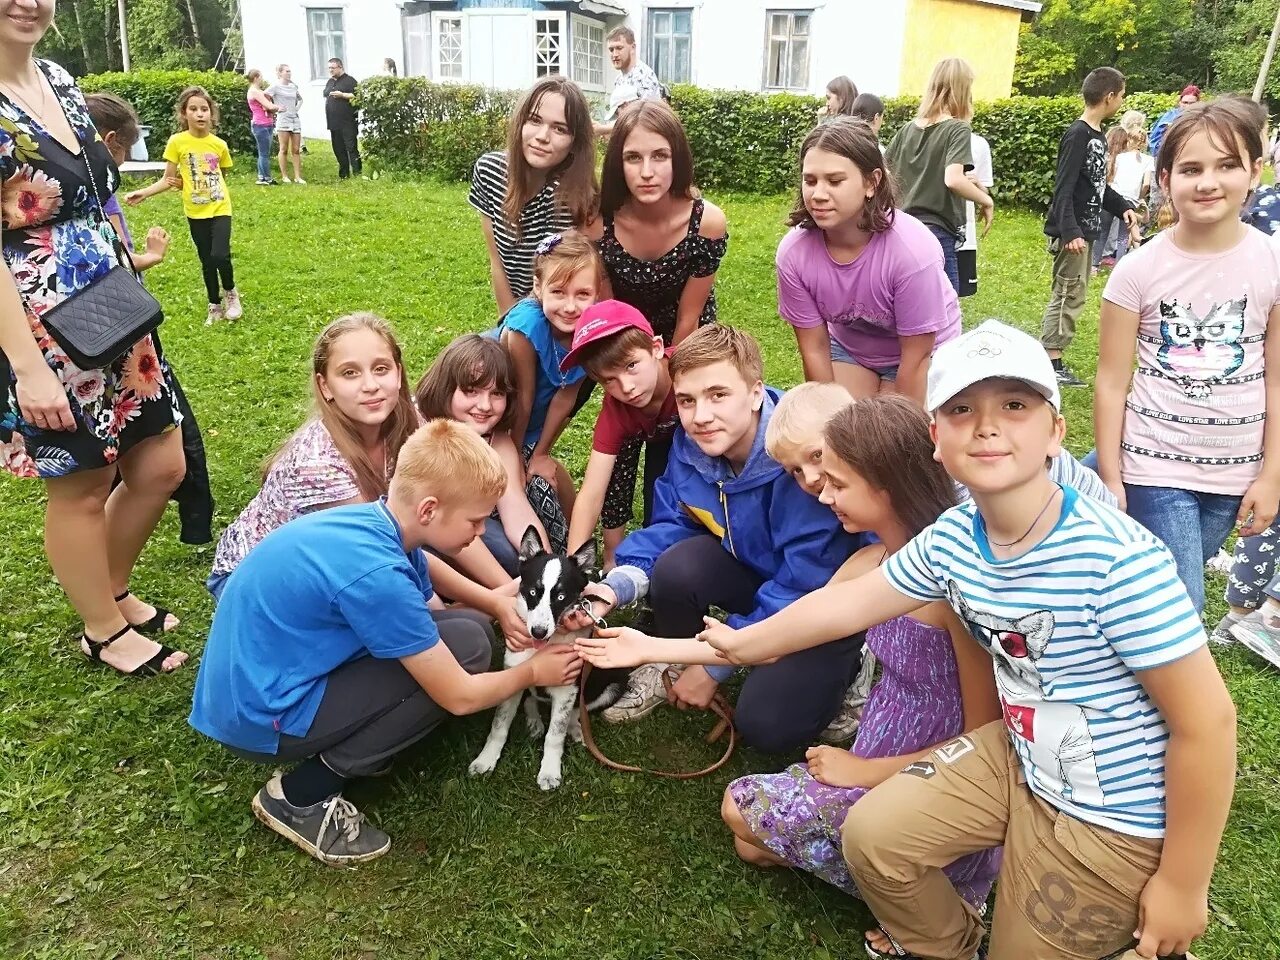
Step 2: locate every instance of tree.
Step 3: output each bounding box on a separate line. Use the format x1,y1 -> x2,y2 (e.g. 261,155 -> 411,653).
35,0 -> 239,76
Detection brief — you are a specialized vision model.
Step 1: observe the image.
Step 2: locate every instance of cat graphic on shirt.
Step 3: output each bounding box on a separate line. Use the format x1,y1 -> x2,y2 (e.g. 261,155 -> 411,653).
1155,297 -> 1247,399
945,582 -> 1104,807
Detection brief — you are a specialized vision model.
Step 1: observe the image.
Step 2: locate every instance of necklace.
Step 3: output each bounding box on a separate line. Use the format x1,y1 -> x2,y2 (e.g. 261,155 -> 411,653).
987,485 -> 1062,549
0,64 -> 49,124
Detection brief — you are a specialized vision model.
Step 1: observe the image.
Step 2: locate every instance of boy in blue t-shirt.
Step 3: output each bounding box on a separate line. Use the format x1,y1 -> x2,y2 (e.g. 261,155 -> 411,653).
189,419 -> 582,866
689,321 -> 1236,959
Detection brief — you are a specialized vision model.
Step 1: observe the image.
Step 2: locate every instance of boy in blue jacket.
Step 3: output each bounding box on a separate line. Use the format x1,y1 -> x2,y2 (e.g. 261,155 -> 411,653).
570,324 -> 866,753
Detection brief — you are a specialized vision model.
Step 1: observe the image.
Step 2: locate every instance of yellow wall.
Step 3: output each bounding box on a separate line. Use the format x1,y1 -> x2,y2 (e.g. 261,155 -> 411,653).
899,0 -> 1024,101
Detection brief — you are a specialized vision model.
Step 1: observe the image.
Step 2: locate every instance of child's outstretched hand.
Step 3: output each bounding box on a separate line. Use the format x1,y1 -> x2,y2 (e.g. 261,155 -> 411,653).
123,190 -> 145,206
143,226 -> 170,261
574,626 -> 653,668
698,616 -> 748,663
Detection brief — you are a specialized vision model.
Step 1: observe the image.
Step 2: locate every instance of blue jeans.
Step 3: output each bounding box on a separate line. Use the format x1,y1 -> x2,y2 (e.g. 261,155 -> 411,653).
926,224 -> 961,294
480,516 -> 519,577
829,336 -> 899,380
206,571 -> 229,603
251,123 -> 273,180
1124,484 -> 1241,614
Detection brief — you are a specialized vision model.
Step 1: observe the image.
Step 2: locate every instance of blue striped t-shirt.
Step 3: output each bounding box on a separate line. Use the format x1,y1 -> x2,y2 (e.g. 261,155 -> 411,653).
884,484 -> 1205,838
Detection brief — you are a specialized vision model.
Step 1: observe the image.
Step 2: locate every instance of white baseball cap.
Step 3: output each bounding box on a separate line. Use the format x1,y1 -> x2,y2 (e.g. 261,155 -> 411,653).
926,319 -> 1061,413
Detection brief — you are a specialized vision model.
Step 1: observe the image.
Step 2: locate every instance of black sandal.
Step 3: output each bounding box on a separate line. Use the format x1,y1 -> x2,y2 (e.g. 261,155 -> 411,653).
82,623 -> 184,677
864,927 -> 985,960
114,591 -> 177,636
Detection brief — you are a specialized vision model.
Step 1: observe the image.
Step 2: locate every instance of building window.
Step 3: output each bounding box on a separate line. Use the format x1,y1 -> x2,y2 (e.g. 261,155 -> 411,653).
434,14 -> 463,81
646,8 -> 692,85
403,11 -> 431,78
571,16 -> 605,90
535,16 -> 563,77
763,10 -> 811,91
306,8 -> 345,81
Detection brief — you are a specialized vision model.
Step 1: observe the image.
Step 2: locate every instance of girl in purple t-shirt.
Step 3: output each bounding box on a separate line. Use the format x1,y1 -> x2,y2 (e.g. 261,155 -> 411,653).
776,118 -> 961,406
1095,101 -> 1280,613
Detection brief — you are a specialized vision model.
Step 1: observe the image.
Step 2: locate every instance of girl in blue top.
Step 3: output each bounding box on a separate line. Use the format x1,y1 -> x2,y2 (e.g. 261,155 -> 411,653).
499,230 -> 596,515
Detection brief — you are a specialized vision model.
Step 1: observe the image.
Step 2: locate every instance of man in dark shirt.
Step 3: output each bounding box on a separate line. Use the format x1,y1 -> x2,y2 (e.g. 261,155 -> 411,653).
323,57 -> 361,179
1038,66 -> 1139,387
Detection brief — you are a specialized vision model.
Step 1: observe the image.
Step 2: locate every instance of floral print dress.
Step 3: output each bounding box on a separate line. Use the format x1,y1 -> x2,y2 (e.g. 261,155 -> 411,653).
0,59 -> 179,479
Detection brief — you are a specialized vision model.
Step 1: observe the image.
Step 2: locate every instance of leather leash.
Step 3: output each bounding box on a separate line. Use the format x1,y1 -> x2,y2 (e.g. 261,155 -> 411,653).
577,662 -> 737,779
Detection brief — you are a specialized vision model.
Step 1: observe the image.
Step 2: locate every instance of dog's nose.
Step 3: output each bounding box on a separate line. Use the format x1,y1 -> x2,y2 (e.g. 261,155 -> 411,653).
532,625 -> 549,640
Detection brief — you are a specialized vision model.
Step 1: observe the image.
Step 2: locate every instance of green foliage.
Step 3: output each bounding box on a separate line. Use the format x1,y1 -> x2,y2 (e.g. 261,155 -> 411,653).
358,77 -> 1175,210
1014,0 -> 1277,99
358,76 -> 520,182
78,69 -> 253,159
36,0 -> 238,77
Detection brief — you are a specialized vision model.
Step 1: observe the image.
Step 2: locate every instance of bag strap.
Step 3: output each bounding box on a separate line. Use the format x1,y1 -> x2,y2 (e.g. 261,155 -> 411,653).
79,137 -> 139,279
577,663 -> 736,780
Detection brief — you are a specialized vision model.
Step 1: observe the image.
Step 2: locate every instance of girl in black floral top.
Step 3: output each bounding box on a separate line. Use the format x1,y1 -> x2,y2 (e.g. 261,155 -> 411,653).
588,100 -> 728,565
0,8 -> 188,679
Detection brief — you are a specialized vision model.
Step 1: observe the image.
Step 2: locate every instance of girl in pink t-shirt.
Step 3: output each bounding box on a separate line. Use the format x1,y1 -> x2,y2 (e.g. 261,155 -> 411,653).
776,117 -> 961,406
1096,101 -> 1280,612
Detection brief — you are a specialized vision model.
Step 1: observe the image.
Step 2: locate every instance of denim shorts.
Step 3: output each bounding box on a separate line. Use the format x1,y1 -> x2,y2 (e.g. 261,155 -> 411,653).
830,336 -> 899,381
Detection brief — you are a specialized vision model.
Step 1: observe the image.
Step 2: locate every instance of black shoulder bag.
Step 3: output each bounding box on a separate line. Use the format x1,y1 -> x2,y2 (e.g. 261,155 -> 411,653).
37,147 -> 164,371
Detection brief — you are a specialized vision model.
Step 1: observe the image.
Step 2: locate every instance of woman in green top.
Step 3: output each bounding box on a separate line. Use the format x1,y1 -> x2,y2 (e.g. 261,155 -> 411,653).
884,58 -> 994,292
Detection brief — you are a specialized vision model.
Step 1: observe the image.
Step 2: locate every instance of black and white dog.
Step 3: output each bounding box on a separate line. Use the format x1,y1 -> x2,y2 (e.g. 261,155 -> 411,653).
468,527 -> 624,790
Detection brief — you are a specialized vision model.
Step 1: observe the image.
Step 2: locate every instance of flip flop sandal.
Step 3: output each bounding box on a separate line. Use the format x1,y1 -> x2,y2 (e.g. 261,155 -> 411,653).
863,926 -> 985,960
83,623 -> 184,678
114,591 -> 178,636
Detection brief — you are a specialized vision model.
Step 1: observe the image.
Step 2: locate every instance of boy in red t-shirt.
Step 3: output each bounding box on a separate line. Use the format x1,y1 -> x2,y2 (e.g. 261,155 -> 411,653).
561,301 -> 678,569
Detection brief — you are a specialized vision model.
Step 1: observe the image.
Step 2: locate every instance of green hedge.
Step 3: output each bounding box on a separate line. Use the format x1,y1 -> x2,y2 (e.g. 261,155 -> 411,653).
79,69 -> 253,160
317,75 -> 1180,209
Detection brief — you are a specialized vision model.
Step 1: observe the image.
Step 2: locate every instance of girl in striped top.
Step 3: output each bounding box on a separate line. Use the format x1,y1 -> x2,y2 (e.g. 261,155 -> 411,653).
469,76 -> 598,316
1095,100 -> 1280,613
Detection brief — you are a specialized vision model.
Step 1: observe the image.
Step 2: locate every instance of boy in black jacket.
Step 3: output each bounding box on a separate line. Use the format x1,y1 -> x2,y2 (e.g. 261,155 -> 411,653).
1039,66 -> 1138,387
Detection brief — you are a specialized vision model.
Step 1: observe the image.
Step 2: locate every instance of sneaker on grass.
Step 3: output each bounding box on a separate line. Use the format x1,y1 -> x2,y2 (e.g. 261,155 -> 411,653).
1209,610 -> 1241,646
601,662 -> 677,724
251,772 -> 390,866
223,288 -> 243,320
1053,361 -> 1086,387
1231,607 -> 1280,669
821,649 -> 878,744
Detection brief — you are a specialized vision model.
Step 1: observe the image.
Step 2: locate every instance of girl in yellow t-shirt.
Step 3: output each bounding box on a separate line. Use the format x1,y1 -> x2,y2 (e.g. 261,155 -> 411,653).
125,86 -> 242,325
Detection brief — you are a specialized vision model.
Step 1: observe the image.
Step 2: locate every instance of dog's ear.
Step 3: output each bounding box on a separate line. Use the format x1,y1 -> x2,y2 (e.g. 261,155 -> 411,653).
569,538 -> 598,574
519,525 -> 544,562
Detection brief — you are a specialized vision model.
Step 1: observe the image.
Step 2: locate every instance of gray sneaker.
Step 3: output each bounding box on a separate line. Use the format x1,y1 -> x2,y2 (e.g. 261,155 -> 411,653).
601,663 -> 676,724
1209,611 -> 1241,646
251,772 -> 391,866
1231,608 -> 1280,669
821,650 -> 879,743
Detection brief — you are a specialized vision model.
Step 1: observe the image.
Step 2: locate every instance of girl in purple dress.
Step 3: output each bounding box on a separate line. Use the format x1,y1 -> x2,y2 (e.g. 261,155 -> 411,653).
722,395 -> 1003,920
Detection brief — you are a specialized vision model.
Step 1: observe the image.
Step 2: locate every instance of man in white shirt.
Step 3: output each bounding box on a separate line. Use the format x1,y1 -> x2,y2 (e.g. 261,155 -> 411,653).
594,26 -> 665,137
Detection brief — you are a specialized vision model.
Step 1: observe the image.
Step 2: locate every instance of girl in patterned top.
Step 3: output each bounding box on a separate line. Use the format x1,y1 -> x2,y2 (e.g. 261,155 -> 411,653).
588,99 -> 727,565
208,313 -> 418,594
469,76 -> 598,316
1096,100 -> 1280,613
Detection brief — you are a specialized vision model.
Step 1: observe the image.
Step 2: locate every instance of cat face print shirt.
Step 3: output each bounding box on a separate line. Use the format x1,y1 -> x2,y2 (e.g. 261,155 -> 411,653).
1102,227 -> 1280,496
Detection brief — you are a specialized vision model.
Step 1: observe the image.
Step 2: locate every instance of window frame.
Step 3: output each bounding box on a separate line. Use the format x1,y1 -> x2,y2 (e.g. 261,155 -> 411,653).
645,7 -> 693,86
534,12 -> 567,80
432,11 -> 465,83
570,14 -> 606,92
306,7 -> 346,82
762,8 -> 812,92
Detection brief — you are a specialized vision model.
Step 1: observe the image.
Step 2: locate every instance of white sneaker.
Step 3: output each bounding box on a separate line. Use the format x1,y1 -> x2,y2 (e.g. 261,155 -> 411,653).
205,302 -> 223,325
601,663 -> 677,724
821,649 -> 878,743
294,178 -> 306,184
1206,550 -> 1235,576
223,289 -> 243,320
281,176 -> 292,184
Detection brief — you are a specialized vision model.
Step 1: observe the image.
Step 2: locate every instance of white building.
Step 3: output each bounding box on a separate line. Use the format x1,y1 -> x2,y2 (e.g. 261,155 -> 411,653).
239,0 -> 1037,140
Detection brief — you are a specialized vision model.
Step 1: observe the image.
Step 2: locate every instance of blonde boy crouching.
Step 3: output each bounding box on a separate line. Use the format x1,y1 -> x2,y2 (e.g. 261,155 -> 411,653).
189,419 -> 582,866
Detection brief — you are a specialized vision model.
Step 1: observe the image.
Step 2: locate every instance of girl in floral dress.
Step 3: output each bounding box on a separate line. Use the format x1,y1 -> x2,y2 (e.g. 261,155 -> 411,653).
721,396 -> 1002,915
0,14 -> 187,677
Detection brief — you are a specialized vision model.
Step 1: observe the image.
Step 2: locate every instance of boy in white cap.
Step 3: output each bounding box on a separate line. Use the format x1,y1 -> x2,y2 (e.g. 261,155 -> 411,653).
693,320 -> 1236,960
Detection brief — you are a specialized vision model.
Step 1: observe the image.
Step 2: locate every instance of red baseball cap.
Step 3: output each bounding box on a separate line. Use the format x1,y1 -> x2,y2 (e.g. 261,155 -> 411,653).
559,300 -> 654,372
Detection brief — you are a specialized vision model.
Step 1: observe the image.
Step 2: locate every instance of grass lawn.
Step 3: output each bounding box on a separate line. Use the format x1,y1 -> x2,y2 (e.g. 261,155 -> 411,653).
1,143 -> 1277,959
